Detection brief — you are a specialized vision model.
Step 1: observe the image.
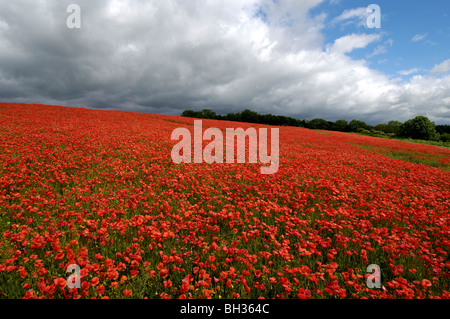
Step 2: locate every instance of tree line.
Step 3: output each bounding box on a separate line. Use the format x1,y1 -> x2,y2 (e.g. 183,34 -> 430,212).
181,109 -> 450,142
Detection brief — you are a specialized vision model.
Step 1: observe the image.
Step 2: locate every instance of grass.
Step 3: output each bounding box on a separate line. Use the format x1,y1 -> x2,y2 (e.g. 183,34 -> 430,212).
347,142 -> 450,171
347,131 -> 450,149
390,137 -> 450,149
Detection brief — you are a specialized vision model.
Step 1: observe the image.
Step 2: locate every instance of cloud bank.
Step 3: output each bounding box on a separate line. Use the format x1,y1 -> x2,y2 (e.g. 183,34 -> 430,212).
0,0 -> 449,124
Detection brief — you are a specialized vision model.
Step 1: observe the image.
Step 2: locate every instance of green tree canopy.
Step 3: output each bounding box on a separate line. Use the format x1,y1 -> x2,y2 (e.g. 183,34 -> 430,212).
388,120 -> 402,134
239,109 -> 260,123
400,116 -> 438,140
308,118 -> 329,130
349,120 -> 371,132
181,110 -> 197,118
332,120 -> 348,132
200,109 -> 217,119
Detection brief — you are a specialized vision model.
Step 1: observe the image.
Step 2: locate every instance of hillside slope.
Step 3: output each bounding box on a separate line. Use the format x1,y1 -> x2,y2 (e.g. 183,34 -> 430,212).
0,103 -> 449,299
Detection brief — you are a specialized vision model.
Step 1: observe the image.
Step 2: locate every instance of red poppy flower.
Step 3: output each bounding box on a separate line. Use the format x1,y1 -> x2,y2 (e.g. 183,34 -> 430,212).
91,277 -> 99,287
124,289 -> 133,296
421,279 -> 432,289
54,278 -> 66,289
0,103 -> 449,300
160,268 -> 169,278
297,288 -> 312,299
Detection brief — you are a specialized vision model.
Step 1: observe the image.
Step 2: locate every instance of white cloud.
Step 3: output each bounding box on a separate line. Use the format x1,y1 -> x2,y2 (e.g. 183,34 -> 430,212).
411,33 -> 428,42
0,19 -> 8,31
331,7 -> 368,27
430,59 -> 450,74
397,68 -> 420,76
331,33 -> 381,54
366,39 -> 393,58
366,45 -> 386,58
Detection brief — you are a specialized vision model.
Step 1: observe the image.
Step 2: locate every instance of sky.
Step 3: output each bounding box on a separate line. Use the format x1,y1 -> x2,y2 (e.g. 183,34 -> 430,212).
0,0 -> 449,124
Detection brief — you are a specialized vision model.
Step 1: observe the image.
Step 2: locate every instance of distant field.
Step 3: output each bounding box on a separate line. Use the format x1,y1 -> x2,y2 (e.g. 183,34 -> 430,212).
0,103 -> 449,299
346,132 -> 450,150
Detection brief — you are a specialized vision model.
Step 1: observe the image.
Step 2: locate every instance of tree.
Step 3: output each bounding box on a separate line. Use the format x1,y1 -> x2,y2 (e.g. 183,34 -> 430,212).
332,120 -> 349,132
349,120 -> 371,132
435,124 -> 450,135
374,123 -> 390,133
181,110 -> 197,118
308,118 -> 329,130
239,109 -> 260,123
200,109 -> 217,119
224,112 -> 238,122
399,116 -> 438,140
388,120 -> 402,135
440,133 -> 450,142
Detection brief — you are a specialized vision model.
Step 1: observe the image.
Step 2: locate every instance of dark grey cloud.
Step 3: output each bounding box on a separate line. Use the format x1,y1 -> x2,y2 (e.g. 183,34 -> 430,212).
0,0 -> 449,124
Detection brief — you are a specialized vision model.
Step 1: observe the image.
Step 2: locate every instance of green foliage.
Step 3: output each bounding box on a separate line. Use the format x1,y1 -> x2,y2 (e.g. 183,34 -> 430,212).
399,116 -> 439,141
200,109 -> 217,119
435,125 -> 450,134
181,109 -> 217,119
440,133 -> 450,142
374,124 -> 389,133
307,118 -> 329,130
374,121 -> 402,135
181,109 -> 449,143
181,110 -> 197,117
388,120 -> 403,134
349,120 -> 372,132
239,109 -> 260,123
180,108 -> 307,127
332,120 -> 349,132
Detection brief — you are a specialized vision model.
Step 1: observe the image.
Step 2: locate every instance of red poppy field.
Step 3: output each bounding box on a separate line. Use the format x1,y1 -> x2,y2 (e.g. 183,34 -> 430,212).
0,103 -> 449,299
